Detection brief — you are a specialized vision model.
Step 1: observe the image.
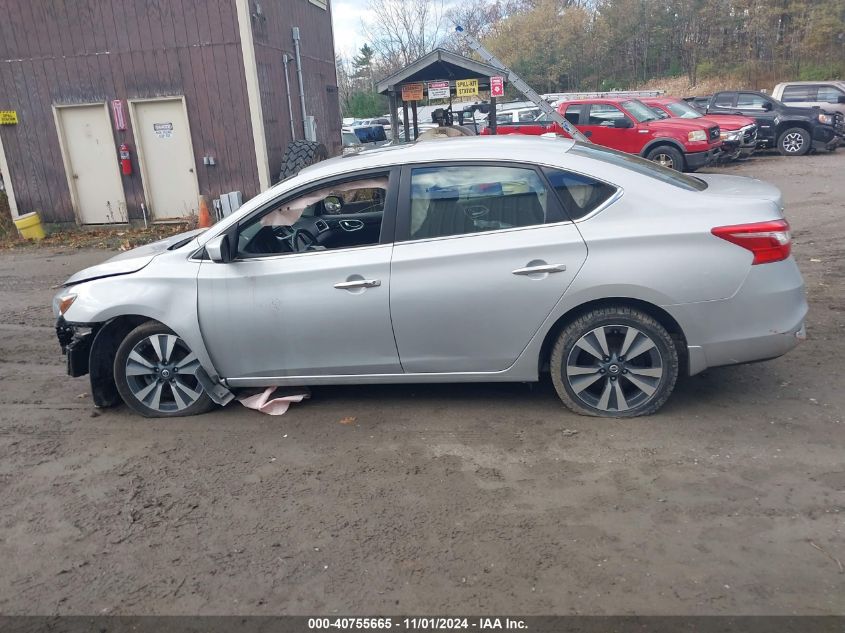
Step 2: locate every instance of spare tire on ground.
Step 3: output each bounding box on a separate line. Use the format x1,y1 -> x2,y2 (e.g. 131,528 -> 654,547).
278,140 -> 328,181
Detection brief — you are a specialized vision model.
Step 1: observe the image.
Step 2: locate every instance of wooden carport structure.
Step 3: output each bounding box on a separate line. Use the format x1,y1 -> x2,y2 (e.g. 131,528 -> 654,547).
375,48 -> 505,142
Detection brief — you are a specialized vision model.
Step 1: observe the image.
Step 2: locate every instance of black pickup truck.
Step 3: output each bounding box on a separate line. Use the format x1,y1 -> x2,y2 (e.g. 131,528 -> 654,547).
686,91 -> 843,156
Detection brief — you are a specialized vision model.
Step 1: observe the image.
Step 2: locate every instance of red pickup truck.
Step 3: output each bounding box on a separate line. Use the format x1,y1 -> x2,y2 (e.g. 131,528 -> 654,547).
484,97 -> 722,172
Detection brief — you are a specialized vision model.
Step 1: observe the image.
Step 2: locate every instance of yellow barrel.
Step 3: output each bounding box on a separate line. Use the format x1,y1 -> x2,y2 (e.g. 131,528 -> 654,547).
13,211 -> 46,240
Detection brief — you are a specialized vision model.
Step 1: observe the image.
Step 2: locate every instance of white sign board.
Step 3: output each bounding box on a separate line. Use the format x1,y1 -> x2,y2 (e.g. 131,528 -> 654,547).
428,80 -> 450,100
153,122 -> 174,139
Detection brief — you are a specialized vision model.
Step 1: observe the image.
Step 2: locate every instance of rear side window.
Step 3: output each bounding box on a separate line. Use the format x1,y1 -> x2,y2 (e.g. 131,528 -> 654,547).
782,85 -> 814,102
408,165 -> 549,240
543,168 -> 617,220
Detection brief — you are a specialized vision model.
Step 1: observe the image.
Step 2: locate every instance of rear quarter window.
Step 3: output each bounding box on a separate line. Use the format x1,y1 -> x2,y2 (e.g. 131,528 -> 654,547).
542,168 -> 618,220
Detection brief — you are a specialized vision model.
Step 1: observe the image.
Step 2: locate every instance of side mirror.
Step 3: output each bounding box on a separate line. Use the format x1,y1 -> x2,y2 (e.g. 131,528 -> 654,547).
615,118 -> 634,128
762,102 -> 773,111
206,233 -> 232,263
324,195 -> 343,214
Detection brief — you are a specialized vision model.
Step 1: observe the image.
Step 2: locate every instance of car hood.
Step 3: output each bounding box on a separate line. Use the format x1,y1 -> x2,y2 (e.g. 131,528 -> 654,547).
699,114 -> 756,130
643,118 -> 712,132
63,228 -> 206,286
695,174 -> 783,206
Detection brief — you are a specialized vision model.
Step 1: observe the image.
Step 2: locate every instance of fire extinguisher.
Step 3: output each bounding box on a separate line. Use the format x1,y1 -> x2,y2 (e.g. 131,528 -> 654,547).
119,143 -> 132,176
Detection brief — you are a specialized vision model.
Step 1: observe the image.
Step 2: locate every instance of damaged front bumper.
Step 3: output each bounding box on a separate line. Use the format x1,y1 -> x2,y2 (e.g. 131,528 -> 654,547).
56,316 -> 95,378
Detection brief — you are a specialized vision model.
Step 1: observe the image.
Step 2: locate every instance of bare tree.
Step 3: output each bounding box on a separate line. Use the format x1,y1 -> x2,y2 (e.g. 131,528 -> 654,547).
365,0 -> 448,72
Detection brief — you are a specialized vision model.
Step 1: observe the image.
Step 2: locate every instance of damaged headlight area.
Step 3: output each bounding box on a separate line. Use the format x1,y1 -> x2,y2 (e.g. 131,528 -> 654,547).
52,292 -> 77,318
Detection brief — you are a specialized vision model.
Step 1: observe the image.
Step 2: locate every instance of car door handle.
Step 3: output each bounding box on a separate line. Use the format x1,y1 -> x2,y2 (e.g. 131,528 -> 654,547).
512,264 -> 566,275
334,279 -> 381,289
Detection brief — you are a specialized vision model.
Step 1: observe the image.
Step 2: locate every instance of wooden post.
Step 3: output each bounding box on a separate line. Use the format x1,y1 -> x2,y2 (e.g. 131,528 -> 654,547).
389,91 -> 399,142
411,101 -> 419,140
402,100 -> 410,142
489,96 -> 497,135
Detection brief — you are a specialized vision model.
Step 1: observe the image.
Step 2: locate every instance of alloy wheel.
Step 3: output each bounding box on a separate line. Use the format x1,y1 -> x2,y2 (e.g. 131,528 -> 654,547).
652,153 -> 674,169
125,334 -> 204,413
565,325 -> 664,413
782,132 -> 804,153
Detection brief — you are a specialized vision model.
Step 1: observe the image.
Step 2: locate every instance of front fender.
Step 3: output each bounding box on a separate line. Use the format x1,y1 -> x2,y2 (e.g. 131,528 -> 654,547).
640,137 -> 686,156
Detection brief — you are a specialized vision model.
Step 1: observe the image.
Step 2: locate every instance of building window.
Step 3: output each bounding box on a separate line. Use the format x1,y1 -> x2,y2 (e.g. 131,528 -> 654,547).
309,0 -> 327,9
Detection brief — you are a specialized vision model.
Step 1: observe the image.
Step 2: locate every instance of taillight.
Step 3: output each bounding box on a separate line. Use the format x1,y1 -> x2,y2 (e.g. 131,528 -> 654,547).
711,220 -> 791,265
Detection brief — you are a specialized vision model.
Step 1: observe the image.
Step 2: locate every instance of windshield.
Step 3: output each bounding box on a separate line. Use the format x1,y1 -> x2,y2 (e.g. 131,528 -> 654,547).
569,142 -> 708,192
665,101 -> 703,119
621,99 -> 659,122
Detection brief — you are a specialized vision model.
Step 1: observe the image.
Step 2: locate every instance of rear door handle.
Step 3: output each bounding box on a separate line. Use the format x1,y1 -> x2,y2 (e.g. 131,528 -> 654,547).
334,279 -> 381,289
512,264 -> 566,276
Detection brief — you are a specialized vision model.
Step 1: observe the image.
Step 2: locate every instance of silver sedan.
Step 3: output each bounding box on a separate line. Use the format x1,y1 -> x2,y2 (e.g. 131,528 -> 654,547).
53,137 -> 807,418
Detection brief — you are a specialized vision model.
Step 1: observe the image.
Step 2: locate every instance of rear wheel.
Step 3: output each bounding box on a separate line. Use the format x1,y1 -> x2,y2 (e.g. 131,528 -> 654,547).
114,321 -> 214,418
777,127 -> 810,156
645,145 -> 684,171
550,307 -> 679,418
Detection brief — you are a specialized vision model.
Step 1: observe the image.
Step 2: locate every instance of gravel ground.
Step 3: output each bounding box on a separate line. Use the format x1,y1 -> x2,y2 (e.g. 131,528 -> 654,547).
0,151 -> 843,616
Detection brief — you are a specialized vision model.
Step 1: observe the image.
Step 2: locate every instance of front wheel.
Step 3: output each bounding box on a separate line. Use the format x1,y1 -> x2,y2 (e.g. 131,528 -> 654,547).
777,127 -> 810,156
550,307 -> 679,418
114,321 -> 214,417
645,146 -> 685,171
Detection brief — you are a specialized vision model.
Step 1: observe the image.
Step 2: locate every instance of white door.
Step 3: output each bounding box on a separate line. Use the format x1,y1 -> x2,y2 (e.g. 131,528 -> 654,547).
132,99 -> 199,220
57,105 -> 126,224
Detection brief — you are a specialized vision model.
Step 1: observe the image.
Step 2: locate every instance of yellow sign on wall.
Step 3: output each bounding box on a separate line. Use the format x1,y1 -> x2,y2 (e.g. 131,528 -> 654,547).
401,82 -> 424,101
0,111 -> 18,125
455,79 -> 479,97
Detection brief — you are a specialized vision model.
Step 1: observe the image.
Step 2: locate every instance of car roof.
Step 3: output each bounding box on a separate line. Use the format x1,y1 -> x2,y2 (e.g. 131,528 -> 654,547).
640,97 -> 679,105
775,80 -> 845,86
557,97 -> 639,105
299,136 -> 577,180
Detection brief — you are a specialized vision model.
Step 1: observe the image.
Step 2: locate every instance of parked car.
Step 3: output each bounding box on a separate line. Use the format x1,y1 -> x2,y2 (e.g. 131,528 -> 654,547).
691,91 -> 843,155
54,136 -> 806,419
485,97 -> 722,172
495,106 -> 542,125
771,81 -> 845,117
341,124 -> 388,148
641,97 -> 758,161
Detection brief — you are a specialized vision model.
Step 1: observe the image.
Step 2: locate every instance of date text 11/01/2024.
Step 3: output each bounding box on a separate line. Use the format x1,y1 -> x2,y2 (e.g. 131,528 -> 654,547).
307,618 -> 528,630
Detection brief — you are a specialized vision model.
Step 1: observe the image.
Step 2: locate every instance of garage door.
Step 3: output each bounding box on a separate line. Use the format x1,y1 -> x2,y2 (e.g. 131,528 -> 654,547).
56,104 -> 126,224
132,98 -> 199,220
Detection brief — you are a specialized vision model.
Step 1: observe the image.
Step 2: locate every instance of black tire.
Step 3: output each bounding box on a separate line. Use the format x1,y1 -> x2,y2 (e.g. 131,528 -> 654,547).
278,140 -> 328,181
777,127 -> 811,156
645,145 -> 685,171
550,306 -> 680,418
114,321 -> 215,418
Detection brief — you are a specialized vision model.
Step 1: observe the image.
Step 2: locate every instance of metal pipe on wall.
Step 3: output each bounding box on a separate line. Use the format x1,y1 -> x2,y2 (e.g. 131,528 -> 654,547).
282,53 -> 296,140
291,26 -> 308,139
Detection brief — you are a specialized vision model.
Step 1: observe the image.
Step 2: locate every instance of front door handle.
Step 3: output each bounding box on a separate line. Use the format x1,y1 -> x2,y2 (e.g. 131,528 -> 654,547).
512,264 -> 566,276
334,279 -> 381,290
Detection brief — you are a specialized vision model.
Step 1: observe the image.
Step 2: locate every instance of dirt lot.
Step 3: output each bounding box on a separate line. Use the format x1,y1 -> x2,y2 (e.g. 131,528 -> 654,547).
0,151 -> 843,616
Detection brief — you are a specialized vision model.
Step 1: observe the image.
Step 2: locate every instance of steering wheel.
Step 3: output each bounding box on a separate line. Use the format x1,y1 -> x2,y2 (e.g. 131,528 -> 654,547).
275,226 -> 318,252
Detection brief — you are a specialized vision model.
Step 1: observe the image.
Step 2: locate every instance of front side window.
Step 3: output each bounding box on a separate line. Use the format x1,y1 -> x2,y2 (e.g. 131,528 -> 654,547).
817,85 -> 844,103
543,168 -> 618,220
237,173 -> 389,257
737,93 -> 770,109
588,104 -> 626,126
564,105 -> 581,124
408,165 -> 550,240
713,93 -> 735,108
620,100 -> 659,122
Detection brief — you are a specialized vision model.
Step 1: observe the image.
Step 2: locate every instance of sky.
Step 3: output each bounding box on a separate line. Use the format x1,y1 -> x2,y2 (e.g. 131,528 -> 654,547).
331,0 -> 372,59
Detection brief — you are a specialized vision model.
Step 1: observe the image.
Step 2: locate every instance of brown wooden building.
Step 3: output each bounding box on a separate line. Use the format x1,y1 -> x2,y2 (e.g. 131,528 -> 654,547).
0,0 -> 341,225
